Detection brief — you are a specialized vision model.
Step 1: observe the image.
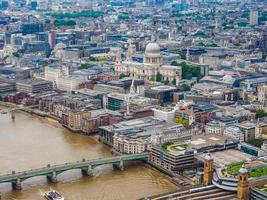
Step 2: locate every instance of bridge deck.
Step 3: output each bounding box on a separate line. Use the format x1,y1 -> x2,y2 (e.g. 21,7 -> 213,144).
0,153 -> 149,183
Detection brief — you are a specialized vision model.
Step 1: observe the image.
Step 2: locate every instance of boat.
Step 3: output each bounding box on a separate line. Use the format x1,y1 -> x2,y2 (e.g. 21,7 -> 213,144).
44,190 -> 64,200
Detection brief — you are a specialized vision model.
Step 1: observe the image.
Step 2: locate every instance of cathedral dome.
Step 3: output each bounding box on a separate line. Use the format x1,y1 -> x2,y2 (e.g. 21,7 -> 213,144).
54,42 -> 67,51
145,42 -> 161,56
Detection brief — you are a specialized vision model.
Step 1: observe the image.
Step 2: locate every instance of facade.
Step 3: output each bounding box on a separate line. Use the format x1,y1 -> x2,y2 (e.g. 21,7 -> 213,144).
250,9 -> 258,26
0,82 -> 16,93
151,135 -> 238,171
45,66 -> 87,92
115,41 -> 181,85
205,121 -> 221,135
113,134 -> 148,154
258,85 -> 267,105
16,79 -> 53,94
237,121 -> 256,142
224,126 -> 244,142
145,85 -> 178,104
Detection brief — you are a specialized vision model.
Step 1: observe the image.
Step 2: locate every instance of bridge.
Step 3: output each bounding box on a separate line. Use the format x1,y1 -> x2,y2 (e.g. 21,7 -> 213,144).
0,153 -> 149,190
0,108 -> 18,114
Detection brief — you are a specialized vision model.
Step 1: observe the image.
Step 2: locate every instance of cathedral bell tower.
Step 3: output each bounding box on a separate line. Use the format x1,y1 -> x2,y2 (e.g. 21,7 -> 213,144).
237,167 -> 250,200
203,153 -> 213,185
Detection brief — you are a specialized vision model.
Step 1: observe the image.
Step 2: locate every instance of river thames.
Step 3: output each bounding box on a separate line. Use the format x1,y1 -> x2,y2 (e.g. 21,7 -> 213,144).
0,108 -> 177,200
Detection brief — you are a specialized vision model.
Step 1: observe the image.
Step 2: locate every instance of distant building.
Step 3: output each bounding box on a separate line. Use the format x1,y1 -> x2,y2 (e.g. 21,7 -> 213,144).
144,85 -> 178,104
0,82 -> 16,93
16,79 -> 53,94
44,66 -> 87,92
258,85 -> 267,105
250,9 -> 258,26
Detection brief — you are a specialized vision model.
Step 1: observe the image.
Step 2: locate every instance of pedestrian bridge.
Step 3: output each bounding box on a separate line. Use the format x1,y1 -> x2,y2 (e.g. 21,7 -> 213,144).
0,153 -> 149,190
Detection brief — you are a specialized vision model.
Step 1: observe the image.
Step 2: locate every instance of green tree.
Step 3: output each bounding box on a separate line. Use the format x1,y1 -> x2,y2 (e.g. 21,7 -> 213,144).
89,57 -> 98,61
256,109 -> 267,119
162,80 -> 169,85
173,117 -> 188,127
79,63 -> 93,69
156,72 -> 163,82
171,61 -> 202,81
149,76 -> 155,81
119,73 -> 129,79
247,138 -> 264,148
181,84 -> 191,91
172,78 -> 176,85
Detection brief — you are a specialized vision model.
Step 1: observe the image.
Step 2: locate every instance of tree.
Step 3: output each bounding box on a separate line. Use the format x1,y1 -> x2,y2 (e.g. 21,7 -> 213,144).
79,63 -> 93,69
247,138 -> 264,148
162,80 -> 169,85
173,117 -> 188,127
149,76 -> 155,81
172,78 -> 176,85
181,84 -> 191,91
171,61 -> 202,81
89,57 -> 98,61
256,109 -> 267,119
156,72 -> 163,82
119,73 -> 129,79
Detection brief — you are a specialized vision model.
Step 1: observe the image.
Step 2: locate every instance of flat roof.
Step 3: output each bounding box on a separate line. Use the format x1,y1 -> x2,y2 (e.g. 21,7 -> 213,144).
150,85 -> 177,91
196,149 -> 252,167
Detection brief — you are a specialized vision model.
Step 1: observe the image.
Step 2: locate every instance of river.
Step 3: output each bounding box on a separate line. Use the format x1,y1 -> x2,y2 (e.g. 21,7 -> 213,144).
0,108 -> 178,200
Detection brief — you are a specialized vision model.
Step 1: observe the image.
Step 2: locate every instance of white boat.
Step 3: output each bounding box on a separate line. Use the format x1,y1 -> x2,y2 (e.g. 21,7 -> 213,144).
44,190 -> 64,200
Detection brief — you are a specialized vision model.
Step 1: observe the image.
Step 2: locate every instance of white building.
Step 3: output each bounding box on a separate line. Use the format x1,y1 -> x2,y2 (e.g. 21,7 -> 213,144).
261,140 -> 267,152
115,40 -> 181,85
44,66 -> 87,92
113,133 -> 148,154
205,121 -> 222,135
224,125 -> 244,142
153,107 -> 177,122
258,85 -> 267,105
250,9 -> 258,26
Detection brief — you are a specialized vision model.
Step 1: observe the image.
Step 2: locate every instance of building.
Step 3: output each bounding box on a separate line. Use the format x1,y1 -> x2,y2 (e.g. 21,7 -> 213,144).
0,82 -> 16,93
203,153 -> 213,185
152,107 -> 176,122
250,9 -> 258,26
66,110 -> 89,132
224,126 -> 244,142
258,85 -> 267,105
115,40 -> 182,85
205,116 -> 237,135
237,167 -> 250,200
16,79 -> 53,94
150,135 -> 238,171
175,103 -> 218,125
261,140 -> 267,152
237,121 -> 256,142
45,66 -> 87,92
65,109 -> 122,134
144,85 -> 178,104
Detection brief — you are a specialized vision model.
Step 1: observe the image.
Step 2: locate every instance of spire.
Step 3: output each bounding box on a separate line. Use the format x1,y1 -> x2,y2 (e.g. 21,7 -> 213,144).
186,48 -> 190,61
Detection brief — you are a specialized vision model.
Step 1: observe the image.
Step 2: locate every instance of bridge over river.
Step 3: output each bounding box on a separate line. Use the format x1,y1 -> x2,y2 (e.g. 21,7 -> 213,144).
0,153 -> 149,190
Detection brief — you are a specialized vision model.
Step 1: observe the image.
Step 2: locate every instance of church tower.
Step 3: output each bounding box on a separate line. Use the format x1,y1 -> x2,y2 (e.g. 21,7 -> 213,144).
237,167 -> 250,200
203,153 -> 213,185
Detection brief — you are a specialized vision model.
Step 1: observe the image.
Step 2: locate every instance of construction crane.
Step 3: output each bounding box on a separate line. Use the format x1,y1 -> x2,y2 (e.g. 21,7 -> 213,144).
125,78 -> 137,116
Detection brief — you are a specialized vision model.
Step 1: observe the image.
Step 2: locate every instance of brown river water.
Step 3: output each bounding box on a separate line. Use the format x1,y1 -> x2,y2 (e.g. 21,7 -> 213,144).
0,107 -> 177,200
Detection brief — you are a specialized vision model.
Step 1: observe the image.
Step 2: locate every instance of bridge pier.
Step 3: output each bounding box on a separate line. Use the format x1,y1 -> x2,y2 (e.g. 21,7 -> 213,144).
119,159 -> 124,171
82,164 -> 93,176
47,170 -> 57,183
12,178 -> 22,190
11,111 -> 15,122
